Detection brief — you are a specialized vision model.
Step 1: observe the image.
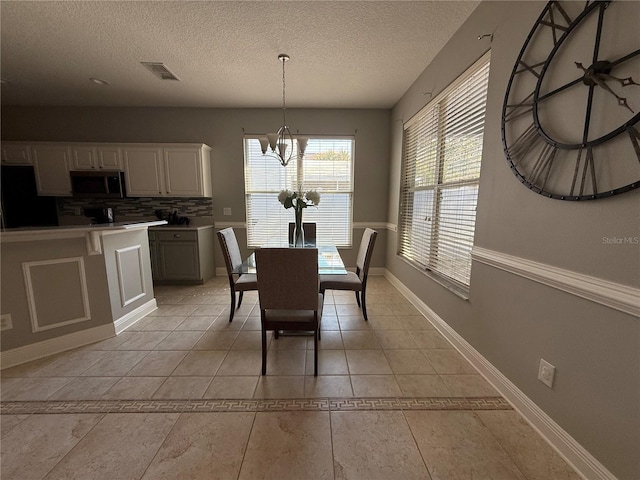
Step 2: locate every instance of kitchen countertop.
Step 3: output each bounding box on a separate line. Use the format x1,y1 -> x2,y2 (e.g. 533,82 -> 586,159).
149,224 -> 213,231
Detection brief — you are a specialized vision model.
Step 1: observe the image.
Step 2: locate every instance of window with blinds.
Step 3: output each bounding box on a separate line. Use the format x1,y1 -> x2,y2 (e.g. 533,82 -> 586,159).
398,52 -> 490,290
244,136 -> 354,248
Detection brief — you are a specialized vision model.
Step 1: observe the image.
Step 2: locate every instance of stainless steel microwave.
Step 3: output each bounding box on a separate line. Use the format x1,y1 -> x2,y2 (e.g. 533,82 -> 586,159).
70,171 -> 126,198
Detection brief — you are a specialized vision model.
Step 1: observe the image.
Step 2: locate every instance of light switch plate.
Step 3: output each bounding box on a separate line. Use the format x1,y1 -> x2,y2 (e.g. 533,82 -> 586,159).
223,208 -> 232,216
538,358 -> 556,389
0,313 -> 13,331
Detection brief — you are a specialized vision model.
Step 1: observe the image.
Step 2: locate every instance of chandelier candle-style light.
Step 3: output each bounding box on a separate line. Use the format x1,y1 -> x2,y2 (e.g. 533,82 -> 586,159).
259,54 -> 308,167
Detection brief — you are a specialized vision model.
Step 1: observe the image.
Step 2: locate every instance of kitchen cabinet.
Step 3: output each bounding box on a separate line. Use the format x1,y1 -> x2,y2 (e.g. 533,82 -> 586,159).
148,225 -> 215,284
32,144 -> 72,196
124,144 -> 212,198
71,145 -> 123,171
2,143 -> 32,165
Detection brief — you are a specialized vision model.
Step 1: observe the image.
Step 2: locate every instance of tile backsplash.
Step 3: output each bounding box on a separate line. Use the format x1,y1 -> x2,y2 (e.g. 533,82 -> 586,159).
58,197 -> 213,223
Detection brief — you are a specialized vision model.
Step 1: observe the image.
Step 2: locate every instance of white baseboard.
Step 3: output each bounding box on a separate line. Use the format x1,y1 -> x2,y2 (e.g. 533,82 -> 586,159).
0,323 -> 116,370
384,269 -> 617,480
113,298 -> 157,334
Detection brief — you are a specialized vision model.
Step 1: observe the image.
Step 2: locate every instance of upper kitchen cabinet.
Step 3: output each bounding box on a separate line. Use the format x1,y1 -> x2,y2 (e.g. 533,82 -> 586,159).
71,145 -> 123,171
2,142 -> 32,165
32,144 -> 72,196
124,144 -> 212,197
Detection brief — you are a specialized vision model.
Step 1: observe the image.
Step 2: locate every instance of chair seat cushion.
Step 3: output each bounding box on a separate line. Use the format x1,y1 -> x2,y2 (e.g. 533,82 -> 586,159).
319,272 -> 362,291
263,294 -> 324,323
235,273 -> 258,290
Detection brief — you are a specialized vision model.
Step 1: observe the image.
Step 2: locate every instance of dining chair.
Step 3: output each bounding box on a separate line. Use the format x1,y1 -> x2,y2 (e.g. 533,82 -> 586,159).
217,227 -> 258,322
320,228 -> 377,321
288,222 -> 317,246
256,248 -> 322,376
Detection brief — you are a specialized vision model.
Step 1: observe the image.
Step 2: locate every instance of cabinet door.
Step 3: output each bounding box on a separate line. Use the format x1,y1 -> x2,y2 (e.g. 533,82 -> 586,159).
163,147 -> 204,196
32,145 -> 72,196
2,144 -> 32,165
158,242 -> 200,280
71,146 -> 98,170
97,146 -> 123,170
123,147 -> 164,196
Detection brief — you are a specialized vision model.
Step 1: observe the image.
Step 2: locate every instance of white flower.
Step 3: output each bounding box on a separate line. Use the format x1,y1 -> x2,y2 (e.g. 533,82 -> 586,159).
305,190 -> 320,206
277,188 -> 321,210
278,189 -> 292,205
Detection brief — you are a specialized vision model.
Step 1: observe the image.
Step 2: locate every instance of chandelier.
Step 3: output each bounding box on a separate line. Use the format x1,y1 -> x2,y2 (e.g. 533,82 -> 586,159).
258,54 -> 308,167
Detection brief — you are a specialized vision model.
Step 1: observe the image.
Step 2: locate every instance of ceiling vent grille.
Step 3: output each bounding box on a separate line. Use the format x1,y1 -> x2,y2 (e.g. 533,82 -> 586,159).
140,62 -> 181,81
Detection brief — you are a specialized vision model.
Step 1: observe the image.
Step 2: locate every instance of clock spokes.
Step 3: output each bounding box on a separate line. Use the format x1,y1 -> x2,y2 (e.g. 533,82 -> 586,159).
575,61 -> 637,113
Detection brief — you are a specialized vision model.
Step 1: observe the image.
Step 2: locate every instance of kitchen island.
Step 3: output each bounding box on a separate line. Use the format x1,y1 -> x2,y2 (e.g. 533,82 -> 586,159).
0,221 -> 166,368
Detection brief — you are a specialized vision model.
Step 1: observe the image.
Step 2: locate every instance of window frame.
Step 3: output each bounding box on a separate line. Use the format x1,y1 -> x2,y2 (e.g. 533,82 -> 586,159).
397,52 -> 491,295
243,134 -> 355,249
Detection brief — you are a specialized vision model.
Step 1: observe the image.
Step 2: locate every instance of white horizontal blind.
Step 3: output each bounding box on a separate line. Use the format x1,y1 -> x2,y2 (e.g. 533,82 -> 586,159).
399,53 -> 490,289
245,136 -> 354,247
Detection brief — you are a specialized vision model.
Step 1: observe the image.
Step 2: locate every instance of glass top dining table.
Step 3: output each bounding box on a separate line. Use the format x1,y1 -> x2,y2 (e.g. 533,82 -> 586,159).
233,242 -> 347,275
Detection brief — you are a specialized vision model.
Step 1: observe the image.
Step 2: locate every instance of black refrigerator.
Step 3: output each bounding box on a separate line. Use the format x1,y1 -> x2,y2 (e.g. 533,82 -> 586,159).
1,165 -> 59,229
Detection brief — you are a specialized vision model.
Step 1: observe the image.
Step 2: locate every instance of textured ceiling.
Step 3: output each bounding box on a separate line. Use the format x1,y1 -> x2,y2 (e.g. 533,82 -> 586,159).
0,1 -> 480,109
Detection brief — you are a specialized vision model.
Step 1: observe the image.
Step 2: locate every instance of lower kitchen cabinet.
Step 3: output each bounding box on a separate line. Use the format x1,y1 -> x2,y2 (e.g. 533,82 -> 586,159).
148,225 -> 215,284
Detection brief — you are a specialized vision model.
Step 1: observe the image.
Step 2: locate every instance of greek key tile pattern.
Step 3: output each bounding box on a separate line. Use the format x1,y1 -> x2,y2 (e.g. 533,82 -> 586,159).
0,397 -> 511,415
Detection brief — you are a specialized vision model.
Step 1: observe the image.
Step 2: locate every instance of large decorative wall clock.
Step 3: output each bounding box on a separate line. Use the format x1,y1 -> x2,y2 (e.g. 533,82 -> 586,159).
501,0 -> 639,200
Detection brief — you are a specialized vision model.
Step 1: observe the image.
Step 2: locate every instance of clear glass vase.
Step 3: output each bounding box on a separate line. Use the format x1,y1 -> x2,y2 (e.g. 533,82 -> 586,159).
293,208 -> 305,247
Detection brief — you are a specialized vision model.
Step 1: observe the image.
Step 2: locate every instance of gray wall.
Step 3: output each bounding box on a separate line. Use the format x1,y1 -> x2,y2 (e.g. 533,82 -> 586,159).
387,2 -> 639,479
1,107 -> 391,270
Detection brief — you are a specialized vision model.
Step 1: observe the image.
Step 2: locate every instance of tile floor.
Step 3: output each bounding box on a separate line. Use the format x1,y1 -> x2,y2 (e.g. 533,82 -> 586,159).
0,276 -> 581,479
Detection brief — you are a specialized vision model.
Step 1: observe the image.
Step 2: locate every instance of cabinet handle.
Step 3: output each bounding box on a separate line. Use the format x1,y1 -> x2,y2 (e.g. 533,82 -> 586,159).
173,234 -> 181,238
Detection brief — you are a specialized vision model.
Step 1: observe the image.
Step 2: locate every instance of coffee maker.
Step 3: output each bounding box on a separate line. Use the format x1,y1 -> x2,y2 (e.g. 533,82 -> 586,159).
84,207 -> 114,224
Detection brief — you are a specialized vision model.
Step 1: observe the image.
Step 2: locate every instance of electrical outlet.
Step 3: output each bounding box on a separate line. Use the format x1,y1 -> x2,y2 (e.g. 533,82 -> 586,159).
538,358 -> 556,389
0,314 -> 13,331
223,207 -> 232,216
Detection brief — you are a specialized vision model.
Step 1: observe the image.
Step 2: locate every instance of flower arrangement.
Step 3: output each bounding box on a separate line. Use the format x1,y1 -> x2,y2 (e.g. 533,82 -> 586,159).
278,188 -> 320,246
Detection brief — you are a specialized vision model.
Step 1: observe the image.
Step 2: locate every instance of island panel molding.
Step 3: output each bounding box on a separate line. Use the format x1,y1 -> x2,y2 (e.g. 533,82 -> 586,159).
23,257 -> 91,333
115,245 -> 147,308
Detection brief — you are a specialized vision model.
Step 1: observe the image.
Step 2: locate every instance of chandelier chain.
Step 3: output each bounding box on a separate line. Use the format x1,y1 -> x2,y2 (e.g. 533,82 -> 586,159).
282,56 -> 287,124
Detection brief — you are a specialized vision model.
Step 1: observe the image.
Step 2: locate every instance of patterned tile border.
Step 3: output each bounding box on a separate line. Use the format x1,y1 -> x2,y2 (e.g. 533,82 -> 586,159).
0,397 -> 511,415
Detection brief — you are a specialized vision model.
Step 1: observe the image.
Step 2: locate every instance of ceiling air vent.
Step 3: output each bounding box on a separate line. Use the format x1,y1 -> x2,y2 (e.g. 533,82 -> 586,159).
140,62 -> 181,81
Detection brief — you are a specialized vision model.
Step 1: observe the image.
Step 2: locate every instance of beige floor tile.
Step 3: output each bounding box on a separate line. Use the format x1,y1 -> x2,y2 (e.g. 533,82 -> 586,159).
367,315 -> 403,330
43,413 -> 179,480
392,304 -> 422,316
141,412 -> 255,480
385,349 -> 436,374
177,294 -> 218,305
253,376 -> 304,398
80,350 -> 149,377
207,316 -> 245,331
49,376 -> 120,400
331,411 -> 429,480
116,331 -> 170,350
203,376 -> 258,398
133,315 -> 187,331
193,331 -> 240,350
82,331 -> 137,350
350,375 -> 402,397
101,376 -> 165,399
338,315 -> 371,330
423,349 -> 478,374
172,351 -> 227,376
126,350 -> 187,376
32,350 -> 107,377
191,304 -> 228,316
239,411 -> 333,480
404,410 -> 525,480
153,376 -> 212,399
305,350 -> 349,375
322,304 -> 338,316
1,377 -> 72,401
341,331 -> 381,349
268,335 -> 308,350
320,316 -> 340,330
175,316 -> 217,330
375,330 -> 418,349
335,304 -> 363,316
231,331 -> 263,350
440,375 -> 499,397
1,413 -> 103,480
308,330 -> 343,350
151,304 -> 199,317
477,411 -> 581,480
264,349 -> 306,376
240,316 -> 261,330
346,350 -> 392,374
155,295 -> 186,305
365,303 -> 394,316
409,330 -> 452,349
155,331 -> 204,350
217,350 -> 262,376
399,316 -> 436,331
304,375 -> 353,397
1,355 -> 59,378
396,374 -> 451,397
0,415 -> 30,437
